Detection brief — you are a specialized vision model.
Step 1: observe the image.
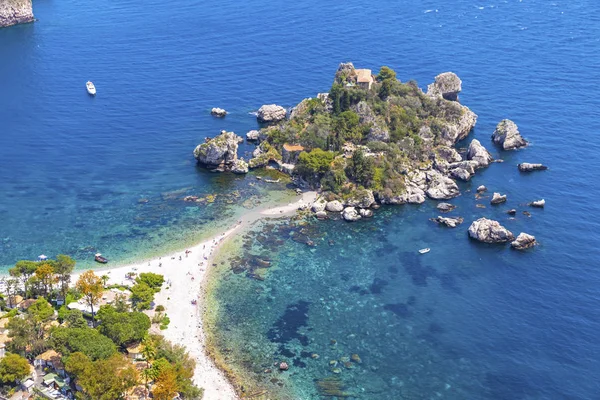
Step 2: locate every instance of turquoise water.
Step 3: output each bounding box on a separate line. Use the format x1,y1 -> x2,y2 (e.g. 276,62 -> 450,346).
2,0 -> 600,397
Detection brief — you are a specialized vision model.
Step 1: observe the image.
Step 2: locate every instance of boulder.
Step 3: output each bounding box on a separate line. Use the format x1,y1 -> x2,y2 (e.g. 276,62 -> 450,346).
344,189 -> 375,208
246,130 -> 260,141
193,130 -> 241,168
0,0 -> 34,28
477,185 -> 487,193
490,192 -> 507,205
450,167 -> 472,182
432,216 -> 464,228
468,218 -> 515,243
425,170 -> 460,200
315,211 -> 328,220
427,72 -> 462,102
359,208 -> 374,218
210,107 -> 227,117
529,199 -> 545,208
467,139 -> 493,168
325,201 -> 344,213
257,104 -> 287,123
507,209 -> 517,215
311,197 -> 327,213
518,163 -> 548,172
231,159 -> 249,174
437,202 -> 456,213
342,207 -> 361,222
511,233 -> 537,250
492,119 -> 527,150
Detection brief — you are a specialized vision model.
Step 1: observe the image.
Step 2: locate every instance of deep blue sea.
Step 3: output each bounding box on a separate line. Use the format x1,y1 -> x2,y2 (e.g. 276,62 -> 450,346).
2,0 -> 600,398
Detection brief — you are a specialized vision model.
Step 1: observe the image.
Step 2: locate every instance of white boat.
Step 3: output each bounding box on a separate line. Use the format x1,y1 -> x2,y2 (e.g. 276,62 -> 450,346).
418,248 -> 430,254
86,81 -> 96,95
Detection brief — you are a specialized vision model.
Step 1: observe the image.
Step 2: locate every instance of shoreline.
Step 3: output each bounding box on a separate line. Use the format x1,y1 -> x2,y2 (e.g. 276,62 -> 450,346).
69,191 -> 317,399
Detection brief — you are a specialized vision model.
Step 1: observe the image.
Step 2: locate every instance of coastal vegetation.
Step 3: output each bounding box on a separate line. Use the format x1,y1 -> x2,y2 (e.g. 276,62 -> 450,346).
0,256 -> 203,399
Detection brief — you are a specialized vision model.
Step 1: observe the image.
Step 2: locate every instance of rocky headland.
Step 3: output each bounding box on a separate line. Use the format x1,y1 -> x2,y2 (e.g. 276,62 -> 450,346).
0,0 -> 34,28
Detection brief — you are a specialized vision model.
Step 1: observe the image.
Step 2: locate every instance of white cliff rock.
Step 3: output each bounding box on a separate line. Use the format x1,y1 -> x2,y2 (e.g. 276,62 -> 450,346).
193,130 -> 242,168
325,201 -> 344,212
467,139 -> 493,168
492,119 -> 527,150
311,197 -> 328,213
210,107 -> 227,117
427,72 -> 462,102
257,104 -> 287,123
246,130 -> 260,141
0,0 -> 34,28
468,218 -> 515,243
490,192 -> 507,205
425,170 -> 460,200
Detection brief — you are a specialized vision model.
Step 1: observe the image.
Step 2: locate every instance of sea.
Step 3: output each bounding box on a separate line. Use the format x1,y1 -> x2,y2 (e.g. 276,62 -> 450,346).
1,0 -> 600,398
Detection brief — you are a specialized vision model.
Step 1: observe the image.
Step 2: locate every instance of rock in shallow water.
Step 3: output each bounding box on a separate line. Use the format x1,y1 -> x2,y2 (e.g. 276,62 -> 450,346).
210,107 -> 227,117
467,139 -> 493,168
359,208 -> 373,218
477,185 -> 487,193
257,104 -> 287,123
437,202 -> 456,212
231,159 -> 249,174
529,199 -> 545,208
468,218 -> 515,243
325,200 -> 344,212
432,216 -> 464,228
492,119 -> 527,150
342,207 -> 361,221
511,232 -> 537,250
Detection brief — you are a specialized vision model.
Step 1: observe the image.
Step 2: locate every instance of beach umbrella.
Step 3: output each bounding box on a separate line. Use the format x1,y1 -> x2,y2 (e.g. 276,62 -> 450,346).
38,254 -> 48,261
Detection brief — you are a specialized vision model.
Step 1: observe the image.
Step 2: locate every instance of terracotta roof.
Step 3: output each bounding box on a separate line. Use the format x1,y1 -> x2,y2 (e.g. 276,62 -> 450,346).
355,69 -> 373,83
283,143 -> 305,152
8,295 -> 23,305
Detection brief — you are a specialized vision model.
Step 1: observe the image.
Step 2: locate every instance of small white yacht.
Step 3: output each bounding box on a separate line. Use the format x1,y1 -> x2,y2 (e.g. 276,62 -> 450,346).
418,248 -> 431,254
86,81 -> 96,95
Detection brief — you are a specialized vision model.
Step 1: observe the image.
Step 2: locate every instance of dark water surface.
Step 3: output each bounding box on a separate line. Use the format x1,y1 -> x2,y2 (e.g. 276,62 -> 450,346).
2,0 -> 600,397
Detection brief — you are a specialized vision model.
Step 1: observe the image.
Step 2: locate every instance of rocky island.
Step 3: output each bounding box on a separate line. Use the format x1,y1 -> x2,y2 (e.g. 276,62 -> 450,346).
0,0 -> 34,28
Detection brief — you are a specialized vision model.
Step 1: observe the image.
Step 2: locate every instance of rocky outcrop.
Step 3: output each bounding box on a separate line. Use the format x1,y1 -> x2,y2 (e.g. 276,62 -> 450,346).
425,170 -> 460,200
437,104 -> 478,146
490,192 -> 507,205
246,130 -> 259,141
193,131 -> 242,169
432,216 -> 464,228
511,233 -> 537,250
343,189 -> 375,208
249,142 -> 282,169
210,108 -> 227,117
427,72 -> 462,102
437,203 -> 456,213
447,161 -> 478,181
311,197 -> 327,213
325,201 -> 344,212
377,185 -> 426,205
477,185 -> 487,193
231,159 -> 249,174
0,0 -> 34,28
342,207 -> 361,221
257,104 -> 287,123
492,119 -> 527,150
353,101 -> 390,142
359,208 -> 373,218
467,139 -> 493,168
518,163 -> 548,172
468,218 -> 515,243
529,199 -> 545,208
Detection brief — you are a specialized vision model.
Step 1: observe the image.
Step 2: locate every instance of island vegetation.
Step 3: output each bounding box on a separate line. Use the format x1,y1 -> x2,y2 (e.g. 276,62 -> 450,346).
0,256 -> 203,399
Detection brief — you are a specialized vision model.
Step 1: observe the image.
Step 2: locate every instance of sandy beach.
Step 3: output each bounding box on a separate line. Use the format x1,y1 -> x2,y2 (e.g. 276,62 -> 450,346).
71,191 -> 317,399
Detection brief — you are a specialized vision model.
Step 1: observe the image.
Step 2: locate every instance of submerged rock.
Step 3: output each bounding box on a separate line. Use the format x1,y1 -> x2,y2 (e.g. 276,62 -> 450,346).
437,202 -> 456,212
257,104 -> 287,123
342,207 -> 361,222
210,107 -> 227,117
468,218 -> 515,243
518,163 -> 548,172
427,72 -> 462,102
492,119 -> 527,150
490,192 -> 507,205
432,216 -> 464,228
511,232 -> 537,250
529,199 -> 545,208
467,139 -> 493,168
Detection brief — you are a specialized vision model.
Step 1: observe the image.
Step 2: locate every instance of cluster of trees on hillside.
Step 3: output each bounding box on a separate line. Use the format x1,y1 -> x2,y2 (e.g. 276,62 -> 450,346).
0,257 -> 202,399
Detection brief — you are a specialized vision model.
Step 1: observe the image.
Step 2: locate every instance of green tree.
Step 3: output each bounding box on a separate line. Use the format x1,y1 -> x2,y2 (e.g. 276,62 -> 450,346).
50,327 -> 116,360
377,66 -> 397,82
348,149 -> 376,187
296,149 -> 335,181
9,260 -> 38,292
64,309 -> 88,329
333,111 -> 362,145
29,297 -> 54,322
96,305 -> 151,347
75,270 -> 104,327
0,353 -> 30,385
130,283 -> 155,311
55,254 -> 76,298
135,273 -> 164,292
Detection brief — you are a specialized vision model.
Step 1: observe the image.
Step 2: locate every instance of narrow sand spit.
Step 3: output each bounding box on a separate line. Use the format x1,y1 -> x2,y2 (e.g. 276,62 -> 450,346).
71,191 -> 317,399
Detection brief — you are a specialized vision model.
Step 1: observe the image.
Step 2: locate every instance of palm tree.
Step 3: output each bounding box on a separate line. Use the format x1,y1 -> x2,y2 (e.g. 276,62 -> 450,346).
101,275 -> 110,287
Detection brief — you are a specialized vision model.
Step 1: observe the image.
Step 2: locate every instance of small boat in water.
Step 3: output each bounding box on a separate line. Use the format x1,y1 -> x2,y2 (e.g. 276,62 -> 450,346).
418,248 -> 430,254
86,81 -> 96,95
94,253 -> 108,263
